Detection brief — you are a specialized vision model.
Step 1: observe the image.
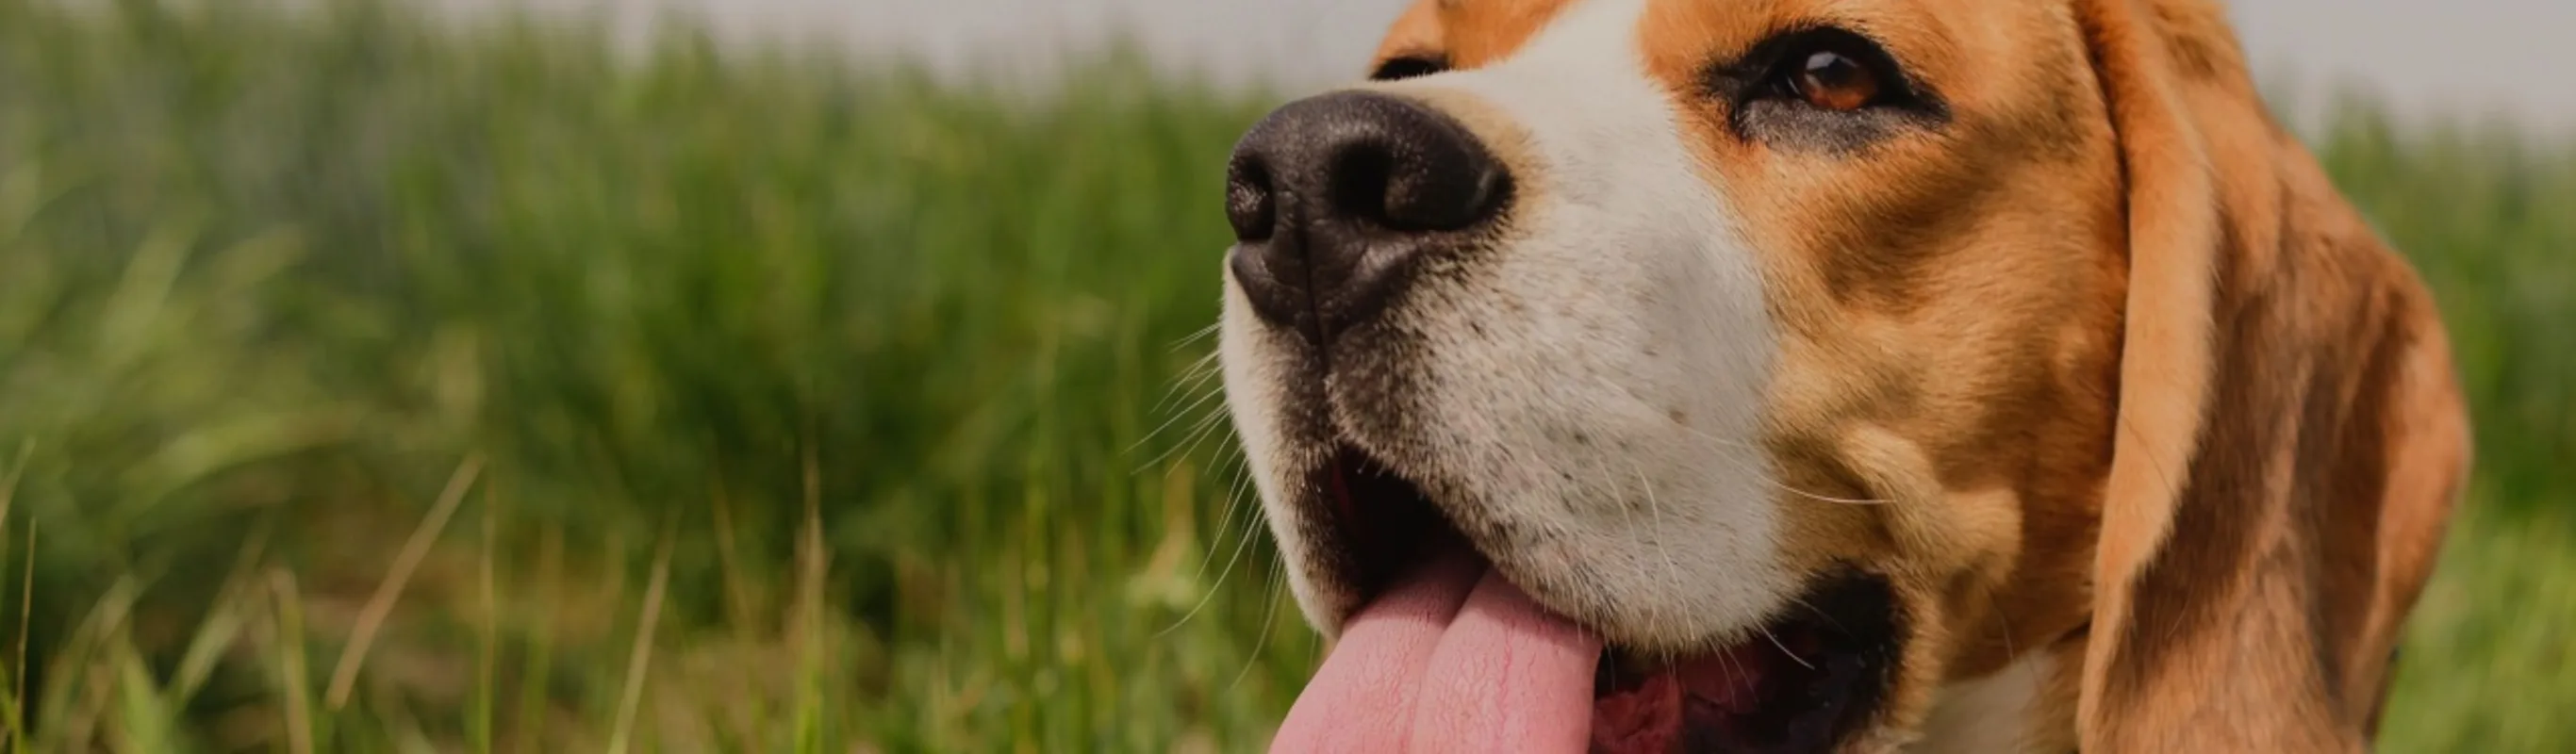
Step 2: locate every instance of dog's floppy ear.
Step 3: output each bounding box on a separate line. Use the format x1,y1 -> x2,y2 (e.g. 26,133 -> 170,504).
2072,0 -> 2473,750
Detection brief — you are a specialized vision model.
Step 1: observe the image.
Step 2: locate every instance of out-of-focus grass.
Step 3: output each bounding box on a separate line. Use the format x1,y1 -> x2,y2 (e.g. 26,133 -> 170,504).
0,0 -> 2566,751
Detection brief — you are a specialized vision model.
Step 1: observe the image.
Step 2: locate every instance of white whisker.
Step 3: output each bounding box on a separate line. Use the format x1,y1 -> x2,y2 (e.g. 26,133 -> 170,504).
1131,375 -> 1228,461
1633,462 -> 1686,618
1981,578 -> 2018,660
1155,456 -> 1256,639
1169,321 -> 1223,352
1149,408 -> 1236,477
1672,425 -> 1892,505
1151,351 -> 1224,415
1132,388 -> 1235,474
1229,568 -> 1287,692
1757,624 -> 1817,671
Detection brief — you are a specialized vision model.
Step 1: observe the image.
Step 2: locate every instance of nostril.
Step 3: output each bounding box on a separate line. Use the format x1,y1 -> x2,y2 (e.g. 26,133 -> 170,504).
1383,156 -> 1505,232
1327,126 -> 1507,234
1328,146 -> 1397,230
1226,156 -> 1278,242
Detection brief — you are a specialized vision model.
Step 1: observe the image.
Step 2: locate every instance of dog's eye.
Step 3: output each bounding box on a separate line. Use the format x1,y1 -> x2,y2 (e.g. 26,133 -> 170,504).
1763,32 -> 1897,111
1714,26 -> 1945,149
1789,50 -> 1879,111
1371,56 -> 1448,81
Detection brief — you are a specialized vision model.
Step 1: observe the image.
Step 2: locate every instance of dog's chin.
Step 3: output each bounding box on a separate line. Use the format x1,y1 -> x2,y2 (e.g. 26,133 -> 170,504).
1299,444 -> 1902,754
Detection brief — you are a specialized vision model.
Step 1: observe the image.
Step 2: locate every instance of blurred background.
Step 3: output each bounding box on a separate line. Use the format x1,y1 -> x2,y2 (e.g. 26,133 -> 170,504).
0,0 -> 2567,751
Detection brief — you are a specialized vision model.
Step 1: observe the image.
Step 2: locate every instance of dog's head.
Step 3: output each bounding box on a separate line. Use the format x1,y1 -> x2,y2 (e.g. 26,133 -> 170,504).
1215,0 -> 2469,751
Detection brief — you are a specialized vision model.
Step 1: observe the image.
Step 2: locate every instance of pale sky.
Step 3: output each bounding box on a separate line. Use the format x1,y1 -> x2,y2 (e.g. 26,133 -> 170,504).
456,0 -> 2576,134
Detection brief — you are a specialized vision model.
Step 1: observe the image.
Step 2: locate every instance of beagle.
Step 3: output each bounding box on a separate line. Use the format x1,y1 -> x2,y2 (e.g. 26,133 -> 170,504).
1213,0 -> 2471,751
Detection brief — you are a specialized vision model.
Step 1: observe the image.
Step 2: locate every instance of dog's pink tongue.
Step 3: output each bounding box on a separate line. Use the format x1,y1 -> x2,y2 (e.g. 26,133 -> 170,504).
1271,548 -> 1602,753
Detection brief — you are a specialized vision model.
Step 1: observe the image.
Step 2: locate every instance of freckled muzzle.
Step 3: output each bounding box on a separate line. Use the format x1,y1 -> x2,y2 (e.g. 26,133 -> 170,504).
1221,3 -> 1903,748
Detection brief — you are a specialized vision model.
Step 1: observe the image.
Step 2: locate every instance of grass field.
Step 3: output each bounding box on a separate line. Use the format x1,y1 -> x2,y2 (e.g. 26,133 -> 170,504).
0,1 -> 2568,751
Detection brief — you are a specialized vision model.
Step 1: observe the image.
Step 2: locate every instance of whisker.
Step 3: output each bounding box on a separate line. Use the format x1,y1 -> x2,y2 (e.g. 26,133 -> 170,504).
1151,351 -> 1224,415
1154,458 -> 1256,639
1164,357 -> 1226,413
1981,579 -> 2018,660
1141,407 -> 1235,477
1132,388 -> 1235,474
1768,484 -> 1892,506
1169,321 -> 1223,352
1159,455 -> 1267,638
1717,630 -> 1753,696
1789,595 -> 1851,636
1633,462 -> 1686,626
1229,568 -> 1288,692
1671,425 -> 1893,505
1130,376 -> 1227,460
1757,625 -> 1817,671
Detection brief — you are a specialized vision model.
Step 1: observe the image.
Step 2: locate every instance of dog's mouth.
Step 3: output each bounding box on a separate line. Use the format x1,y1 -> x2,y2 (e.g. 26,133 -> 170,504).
1278,447 -> 1896,753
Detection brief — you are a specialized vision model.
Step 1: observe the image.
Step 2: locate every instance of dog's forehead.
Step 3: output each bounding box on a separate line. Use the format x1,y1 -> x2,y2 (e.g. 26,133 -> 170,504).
1377,0 -> 2060,93
1374,0 -> 1569,67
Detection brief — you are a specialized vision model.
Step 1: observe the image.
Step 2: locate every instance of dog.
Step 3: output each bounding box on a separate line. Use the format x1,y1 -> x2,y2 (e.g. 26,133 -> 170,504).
1213,0 -> 2470,751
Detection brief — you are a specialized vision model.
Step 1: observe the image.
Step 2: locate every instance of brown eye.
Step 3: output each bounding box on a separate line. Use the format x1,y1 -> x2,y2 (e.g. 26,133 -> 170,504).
1793,50 -> 1879,110
1722,26 -> 1943,148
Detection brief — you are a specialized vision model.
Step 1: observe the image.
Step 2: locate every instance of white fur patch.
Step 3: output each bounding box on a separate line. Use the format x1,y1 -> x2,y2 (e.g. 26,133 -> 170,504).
1221,0 -> 1791,652
1909,654 -> 2055,753
1218,279 -> 1327,621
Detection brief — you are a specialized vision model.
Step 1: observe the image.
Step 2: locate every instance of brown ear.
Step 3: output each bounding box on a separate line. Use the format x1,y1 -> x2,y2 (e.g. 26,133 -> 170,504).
2072,0 -> 2473,750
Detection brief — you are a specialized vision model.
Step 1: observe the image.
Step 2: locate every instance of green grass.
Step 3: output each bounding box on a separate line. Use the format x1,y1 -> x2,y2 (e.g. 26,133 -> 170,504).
0,0 -> 2568,751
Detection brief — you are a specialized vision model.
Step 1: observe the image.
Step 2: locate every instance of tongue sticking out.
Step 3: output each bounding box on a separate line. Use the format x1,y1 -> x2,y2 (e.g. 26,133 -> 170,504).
1269,545 -> 1604,753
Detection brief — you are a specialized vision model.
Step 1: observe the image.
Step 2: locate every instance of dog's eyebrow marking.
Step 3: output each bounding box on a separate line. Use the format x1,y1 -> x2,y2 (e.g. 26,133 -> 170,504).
1371,52 -> 1452,81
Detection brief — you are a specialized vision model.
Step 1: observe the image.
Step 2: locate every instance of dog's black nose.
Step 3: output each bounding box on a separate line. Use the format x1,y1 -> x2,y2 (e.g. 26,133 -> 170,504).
1224,90 -> 1509,341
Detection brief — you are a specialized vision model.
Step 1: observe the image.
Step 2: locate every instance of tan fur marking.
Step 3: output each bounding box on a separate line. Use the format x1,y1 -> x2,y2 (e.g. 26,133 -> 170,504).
1371,0 -> 1577,74
1636,0 -> 2127,733
1307,1 -> 2469,749
1373,0 -> 1446,67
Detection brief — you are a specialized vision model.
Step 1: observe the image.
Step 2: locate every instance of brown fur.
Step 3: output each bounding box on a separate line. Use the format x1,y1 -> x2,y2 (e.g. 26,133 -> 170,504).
1376,0 -> 1577,70
2070,0 -> 2469,749
1363,0 -> 2469,749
